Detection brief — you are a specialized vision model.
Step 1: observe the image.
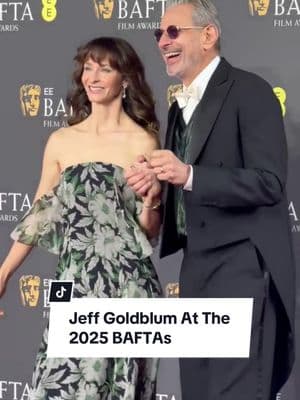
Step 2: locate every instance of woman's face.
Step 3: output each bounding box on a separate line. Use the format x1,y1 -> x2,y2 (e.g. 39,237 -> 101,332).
81,56 -> 123,104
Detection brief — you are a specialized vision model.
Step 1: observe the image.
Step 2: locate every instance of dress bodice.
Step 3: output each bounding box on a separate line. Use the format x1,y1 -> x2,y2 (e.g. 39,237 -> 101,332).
11,161 -> 152,259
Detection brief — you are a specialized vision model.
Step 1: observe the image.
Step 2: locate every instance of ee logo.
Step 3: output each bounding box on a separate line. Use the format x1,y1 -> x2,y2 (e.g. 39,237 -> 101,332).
41,0 -> 57,22
273,87 -> 287,117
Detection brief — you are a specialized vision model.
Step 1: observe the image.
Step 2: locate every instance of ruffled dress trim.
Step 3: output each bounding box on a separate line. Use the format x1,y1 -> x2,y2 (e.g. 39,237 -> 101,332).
10,186 -> 64,255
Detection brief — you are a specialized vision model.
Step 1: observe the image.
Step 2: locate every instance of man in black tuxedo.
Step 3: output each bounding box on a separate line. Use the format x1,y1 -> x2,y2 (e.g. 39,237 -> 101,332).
126,0 -> 295,399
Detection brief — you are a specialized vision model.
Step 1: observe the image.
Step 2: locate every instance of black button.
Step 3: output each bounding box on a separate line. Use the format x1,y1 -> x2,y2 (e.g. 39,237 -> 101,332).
200,221 -> 206,228
218,161 -> 223,167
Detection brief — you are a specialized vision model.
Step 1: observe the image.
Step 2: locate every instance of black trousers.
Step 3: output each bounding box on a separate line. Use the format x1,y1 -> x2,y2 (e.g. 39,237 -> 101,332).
179,240 -> 280,400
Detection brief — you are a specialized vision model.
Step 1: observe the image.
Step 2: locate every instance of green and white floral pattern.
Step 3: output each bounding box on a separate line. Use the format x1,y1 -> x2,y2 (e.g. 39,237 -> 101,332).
11,162 -> 162,400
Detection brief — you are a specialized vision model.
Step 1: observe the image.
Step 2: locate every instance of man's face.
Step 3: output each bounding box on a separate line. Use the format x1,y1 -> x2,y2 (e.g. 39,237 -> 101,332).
95,0 -> 114,19
158,4 -> 206,86
22,87 -> 40,116
249,0 -> 270,16
20,276 -> 40,307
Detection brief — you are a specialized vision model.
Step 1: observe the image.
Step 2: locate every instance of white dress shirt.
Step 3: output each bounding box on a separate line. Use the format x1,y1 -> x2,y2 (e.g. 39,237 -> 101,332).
181,55 -> 221,191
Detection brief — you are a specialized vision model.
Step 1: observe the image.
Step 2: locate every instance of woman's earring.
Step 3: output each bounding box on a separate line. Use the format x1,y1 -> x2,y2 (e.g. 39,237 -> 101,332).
122,84 -> 127,99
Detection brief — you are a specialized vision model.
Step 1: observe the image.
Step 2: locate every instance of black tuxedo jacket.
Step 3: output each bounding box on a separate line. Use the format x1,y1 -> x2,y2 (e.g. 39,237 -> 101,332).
160,58 -> 295,387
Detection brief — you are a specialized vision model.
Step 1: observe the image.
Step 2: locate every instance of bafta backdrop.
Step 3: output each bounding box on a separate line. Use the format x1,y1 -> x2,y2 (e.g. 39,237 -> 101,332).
0,1 -> 299,399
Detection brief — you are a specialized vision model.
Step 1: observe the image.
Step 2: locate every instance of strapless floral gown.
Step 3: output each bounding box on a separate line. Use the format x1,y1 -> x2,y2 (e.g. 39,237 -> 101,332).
11,161 -> 162,400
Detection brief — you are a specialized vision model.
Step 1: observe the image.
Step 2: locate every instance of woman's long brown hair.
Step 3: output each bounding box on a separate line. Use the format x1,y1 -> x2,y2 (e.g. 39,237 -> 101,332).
67,37 -> 159,139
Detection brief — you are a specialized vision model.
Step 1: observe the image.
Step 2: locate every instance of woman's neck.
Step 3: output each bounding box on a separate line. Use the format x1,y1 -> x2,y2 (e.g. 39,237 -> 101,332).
88,100 -> 128,135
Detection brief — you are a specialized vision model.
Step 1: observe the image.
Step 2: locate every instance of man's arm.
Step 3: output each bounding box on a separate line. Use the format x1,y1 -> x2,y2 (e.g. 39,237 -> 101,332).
187,77 -> 287,208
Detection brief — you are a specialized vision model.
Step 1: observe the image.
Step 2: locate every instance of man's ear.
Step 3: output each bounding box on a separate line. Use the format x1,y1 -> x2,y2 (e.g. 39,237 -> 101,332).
202,25 -> 219,51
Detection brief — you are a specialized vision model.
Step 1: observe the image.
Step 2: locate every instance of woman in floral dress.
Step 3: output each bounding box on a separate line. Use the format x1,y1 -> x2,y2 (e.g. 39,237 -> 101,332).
0,37 -> 162,400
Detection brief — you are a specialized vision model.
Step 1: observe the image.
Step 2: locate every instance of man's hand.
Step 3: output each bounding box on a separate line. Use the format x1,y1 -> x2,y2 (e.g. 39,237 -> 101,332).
150,150 -> 190,186
124,155 -> 161,198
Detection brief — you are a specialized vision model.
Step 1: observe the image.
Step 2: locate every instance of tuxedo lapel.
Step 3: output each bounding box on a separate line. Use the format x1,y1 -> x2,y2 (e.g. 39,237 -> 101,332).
164,101 -> 180,150
187,58 -> 234,164
161,102 -> 180,208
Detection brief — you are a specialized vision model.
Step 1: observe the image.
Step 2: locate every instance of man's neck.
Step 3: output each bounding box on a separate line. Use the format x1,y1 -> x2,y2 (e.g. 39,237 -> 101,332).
182,52 -> 220,87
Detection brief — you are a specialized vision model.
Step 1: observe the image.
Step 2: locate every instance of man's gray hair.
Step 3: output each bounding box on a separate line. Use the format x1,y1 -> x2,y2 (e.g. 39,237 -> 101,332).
166,0 -> 221,49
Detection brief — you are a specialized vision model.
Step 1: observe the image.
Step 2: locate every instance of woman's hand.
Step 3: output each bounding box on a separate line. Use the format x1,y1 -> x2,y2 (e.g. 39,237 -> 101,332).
125,155 -> 161,199
0,242 -> 34,318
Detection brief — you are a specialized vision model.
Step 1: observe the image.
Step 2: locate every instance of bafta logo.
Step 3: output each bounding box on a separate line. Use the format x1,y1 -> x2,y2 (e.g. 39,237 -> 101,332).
165,282 -> 179,298
93,0 -> 114,20
19,275 -> 41,307
20,84 -> 41,117
273,87 -> 287,117
167,84 -> 183,107
249,0 -> 270,16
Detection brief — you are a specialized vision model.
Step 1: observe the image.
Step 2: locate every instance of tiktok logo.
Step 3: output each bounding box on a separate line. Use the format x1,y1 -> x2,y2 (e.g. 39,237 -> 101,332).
49,281 -> 73,302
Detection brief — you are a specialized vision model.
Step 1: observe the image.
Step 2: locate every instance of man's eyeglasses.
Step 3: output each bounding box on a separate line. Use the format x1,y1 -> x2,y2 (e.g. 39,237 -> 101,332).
154,25 -> 205,42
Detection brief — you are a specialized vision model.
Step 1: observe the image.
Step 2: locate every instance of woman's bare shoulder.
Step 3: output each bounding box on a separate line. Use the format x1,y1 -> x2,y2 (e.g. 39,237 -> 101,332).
127,118 -> 159,144
131,126 -> 160,150
45,127 -> 79,159
49,123 -> 85,142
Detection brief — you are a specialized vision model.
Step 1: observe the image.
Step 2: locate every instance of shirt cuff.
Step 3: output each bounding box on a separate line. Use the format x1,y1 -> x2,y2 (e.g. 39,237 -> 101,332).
183,165 -> 193,191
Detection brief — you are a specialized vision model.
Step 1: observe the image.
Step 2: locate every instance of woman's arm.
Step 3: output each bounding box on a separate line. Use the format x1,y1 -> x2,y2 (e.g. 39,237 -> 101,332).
0,131 -> 61,311
0,242 -> 34,305
125,135 -> 162,239
138,177 -> 161,239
